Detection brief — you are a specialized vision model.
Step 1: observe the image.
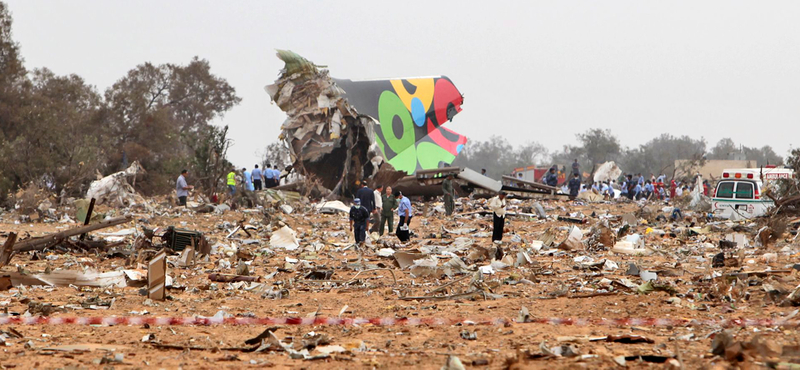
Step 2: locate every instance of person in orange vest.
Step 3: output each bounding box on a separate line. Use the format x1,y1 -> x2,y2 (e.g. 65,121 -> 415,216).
670,179 -> 677,199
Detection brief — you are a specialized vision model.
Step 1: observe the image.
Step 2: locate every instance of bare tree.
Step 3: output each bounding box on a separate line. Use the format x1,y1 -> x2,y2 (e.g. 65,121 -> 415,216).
261,140 -> 292,169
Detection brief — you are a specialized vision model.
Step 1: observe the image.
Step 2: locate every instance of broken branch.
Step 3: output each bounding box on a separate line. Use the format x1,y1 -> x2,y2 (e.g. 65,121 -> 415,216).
13,216 -> 133,252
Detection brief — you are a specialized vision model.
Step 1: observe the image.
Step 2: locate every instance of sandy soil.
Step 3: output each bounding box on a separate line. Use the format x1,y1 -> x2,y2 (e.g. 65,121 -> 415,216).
0,196 -> 798,369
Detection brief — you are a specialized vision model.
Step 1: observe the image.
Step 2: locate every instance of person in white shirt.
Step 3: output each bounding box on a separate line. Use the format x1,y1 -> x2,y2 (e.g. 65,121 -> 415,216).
370,185 -> 384,233
252,165 -> 263,191
601,182 -> 613,200
489,192 -> 507,243
175,169 -> 193,206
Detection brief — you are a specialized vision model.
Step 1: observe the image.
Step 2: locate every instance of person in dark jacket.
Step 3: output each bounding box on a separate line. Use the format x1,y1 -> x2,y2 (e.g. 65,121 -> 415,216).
626,174 -> 635,199
568,173 -> 581,200
442,174 -> 456,216
355,182 -> 376,214
489,192 -> 507,243
571,159 -> 580,179
349,198 -> 370,244
545,167 -> 559,187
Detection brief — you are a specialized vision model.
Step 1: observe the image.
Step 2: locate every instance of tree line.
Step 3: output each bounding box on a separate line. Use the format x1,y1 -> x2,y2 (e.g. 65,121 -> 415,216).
0,3 -> 240,203
453,129 -> 785,180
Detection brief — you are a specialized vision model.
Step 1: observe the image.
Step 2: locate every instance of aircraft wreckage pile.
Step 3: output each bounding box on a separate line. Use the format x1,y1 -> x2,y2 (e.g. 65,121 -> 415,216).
266,50 -> 468,198
265,50 -> 388,196
2,164 -> 800,368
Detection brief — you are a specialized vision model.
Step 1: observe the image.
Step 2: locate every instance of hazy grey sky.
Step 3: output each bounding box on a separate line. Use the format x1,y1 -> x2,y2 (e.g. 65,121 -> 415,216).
7,1 -> 799,167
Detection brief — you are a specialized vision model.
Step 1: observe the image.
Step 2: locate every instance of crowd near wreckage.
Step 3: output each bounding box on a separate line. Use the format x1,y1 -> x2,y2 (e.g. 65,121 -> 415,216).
0,53 -> 800,367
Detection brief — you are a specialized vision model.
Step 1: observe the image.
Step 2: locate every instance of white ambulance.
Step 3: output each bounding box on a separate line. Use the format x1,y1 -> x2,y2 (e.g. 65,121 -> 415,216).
711,167 -> 794,219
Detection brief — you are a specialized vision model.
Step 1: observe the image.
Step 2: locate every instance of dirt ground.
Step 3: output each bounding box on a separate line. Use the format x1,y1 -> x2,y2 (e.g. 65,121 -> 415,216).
0,194 -> 799,369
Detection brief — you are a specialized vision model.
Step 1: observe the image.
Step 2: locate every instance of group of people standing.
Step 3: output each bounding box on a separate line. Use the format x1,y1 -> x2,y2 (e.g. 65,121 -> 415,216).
618,173 -> 707,201
349,182 -> 413,245
618,173 -> 666,200
174,164 -> 286,206
179,168 -> 510,247
347,175 -> 510,247
227,164 -> 283,195
564,169 -> 708,202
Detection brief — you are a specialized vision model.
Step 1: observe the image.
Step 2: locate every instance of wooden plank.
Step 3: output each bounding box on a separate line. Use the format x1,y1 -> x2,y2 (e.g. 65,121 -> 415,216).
0,232 -> 17,267
148,250 -> 167,301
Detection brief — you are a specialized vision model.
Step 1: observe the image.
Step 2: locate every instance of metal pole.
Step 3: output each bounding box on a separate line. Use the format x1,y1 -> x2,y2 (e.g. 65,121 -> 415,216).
79,198 -> 96,241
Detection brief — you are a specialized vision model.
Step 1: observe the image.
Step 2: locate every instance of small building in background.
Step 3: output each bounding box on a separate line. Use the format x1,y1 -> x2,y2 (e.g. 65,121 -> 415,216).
511,166 -> 568,185
674,159 -> 756,181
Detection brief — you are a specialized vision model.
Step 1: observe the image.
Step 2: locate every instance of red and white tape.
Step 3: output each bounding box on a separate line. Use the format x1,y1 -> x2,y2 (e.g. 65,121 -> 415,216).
0,316 -> 797,328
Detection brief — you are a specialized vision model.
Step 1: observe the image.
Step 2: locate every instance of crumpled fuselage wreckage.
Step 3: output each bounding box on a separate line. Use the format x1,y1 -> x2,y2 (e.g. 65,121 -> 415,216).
265,50 -> 466,198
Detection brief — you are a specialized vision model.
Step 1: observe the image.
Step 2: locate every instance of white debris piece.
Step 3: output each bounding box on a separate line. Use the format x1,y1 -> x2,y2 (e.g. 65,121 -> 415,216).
559,226 -> 584,251
621,234 -> 644,248
315,345 -> 346,354
377,248 -> 396,257
85,161 -> 146,207
594,161 -> 622,183
441,355 -> 466,370
639,270 -> 658,281
603,260 -> 619,271
270,226 -> 300,250
688,175 -> 711,212
611,239 -> 653,256
442,226 -> 477,235
409,257 -> 443,278
98,228 -> 137,237
725,233 -> 749,248
10,270 -> 128,288
98,228 -> 137,242
573,256 -> 593,263
315,201 -> 351,214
